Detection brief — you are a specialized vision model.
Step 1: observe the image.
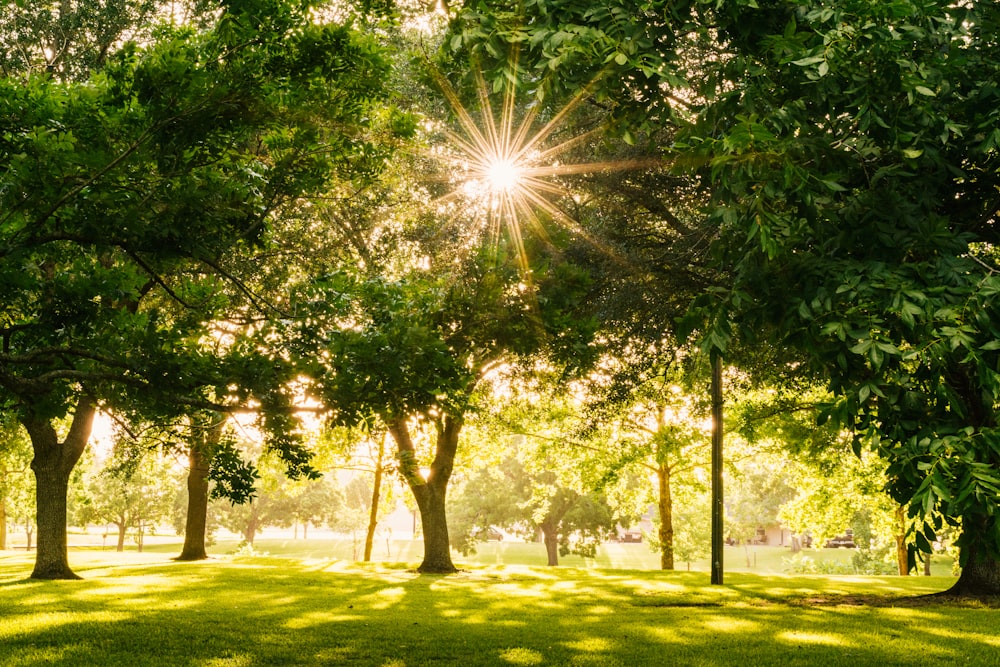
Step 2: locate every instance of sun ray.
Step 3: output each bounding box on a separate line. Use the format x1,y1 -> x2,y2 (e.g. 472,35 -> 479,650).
425,53 -> 664,275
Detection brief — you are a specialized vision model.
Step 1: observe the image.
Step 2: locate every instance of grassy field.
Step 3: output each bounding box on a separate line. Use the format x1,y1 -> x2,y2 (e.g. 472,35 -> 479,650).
123,533 -> 956,576
1,547 -> 995,666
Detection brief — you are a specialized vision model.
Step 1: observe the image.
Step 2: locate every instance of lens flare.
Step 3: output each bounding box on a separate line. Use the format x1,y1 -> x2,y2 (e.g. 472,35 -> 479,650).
486,158 -> 522,193
427,54 -> 662,272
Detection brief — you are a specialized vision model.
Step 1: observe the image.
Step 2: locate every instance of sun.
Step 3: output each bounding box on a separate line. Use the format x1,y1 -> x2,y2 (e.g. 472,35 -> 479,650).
485,157 -> 522,193
427,59 -> 660,271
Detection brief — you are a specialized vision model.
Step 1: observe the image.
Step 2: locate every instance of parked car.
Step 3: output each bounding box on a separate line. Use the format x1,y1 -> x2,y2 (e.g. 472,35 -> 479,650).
824,530 -> 855,548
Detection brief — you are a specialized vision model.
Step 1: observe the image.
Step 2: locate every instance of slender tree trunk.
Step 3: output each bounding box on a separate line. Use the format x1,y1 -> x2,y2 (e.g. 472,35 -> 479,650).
710,352 -> 724,586
895,506 -> 909,576
541,522 -> 559,566
25,397 -> 96,579
657,464 -> 674,570
946,517 -> 1000,596
923,553 -> 932,576
25,521 -> 33,551
116,520 -> 126,552
0,498 -> 6,550
303,523 -> 308,539
389,415 -> 459,574
364,433 -> 386,562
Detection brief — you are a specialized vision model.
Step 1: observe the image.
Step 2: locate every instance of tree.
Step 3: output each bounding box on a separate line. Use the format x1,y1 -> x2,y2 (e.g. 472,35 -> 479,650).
458,0 -> 1000,596
450,453 -> 617,566
77,445 -> 175,552
675,0 -> 1000,595
0,0 -> 399,579
297,241 -> 595,573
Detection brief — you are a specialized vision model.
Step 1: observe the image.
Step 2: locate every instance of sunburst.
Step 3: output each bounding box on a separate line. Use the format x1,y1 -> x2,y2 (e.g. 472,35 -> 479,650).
428,59 -> 659,270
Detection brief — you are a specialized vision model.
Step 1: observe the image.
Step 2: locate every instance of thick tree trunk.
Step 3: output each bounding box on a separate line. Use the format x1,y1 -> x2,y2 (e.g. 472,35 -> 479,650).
363,433 -> 386,562
244,516 -> 259,546
657,464 -> 674,570
176,427 -> 217,561
946,518 -> 1000,596
542,523 -> 559,566
25,398 -> 96,579
389,415 -> 459,574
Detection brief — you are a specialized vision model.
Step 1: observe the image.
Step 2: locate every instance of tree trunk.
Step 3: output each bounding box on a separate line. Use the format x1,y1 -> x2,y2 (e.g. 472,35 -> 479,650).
0,498 -> 7,550
389,415 -> 458,574
25,521 -> 33,551
541,522 -> 559,566
946,517 -> 1000,596
176,421 -> 221,561
244,515 -> 259,546
25,397 -> 96,579
115,520 -> 126,552
363,433 -> 386,562
895,505 -> 909,576
657,464 -> 674,570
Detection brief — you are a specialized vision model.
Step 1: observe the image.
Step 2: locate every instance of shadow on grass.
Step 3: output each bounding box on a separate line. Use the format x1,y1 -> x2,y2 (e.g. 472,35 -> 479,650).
1,554 -> 997,666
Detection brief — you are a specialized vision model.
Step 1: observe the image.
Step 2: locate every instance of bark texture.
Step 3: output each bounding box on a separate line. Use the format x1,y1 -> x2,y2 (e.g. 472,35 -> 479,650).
0,500 -> 6,550
389,415 -> 459,574
176,423 -> 220,561
363,433 -> 386,563
657,464 -> 674,570
541,523 -> 559,566
946,517 -> 1000,596
25,397 -> 96,579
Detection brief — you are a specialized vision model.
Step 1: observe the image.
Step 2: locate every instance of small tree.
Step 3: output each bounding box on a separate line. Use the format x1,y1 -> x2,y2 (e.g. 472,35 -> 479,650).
78,447 -> 175,552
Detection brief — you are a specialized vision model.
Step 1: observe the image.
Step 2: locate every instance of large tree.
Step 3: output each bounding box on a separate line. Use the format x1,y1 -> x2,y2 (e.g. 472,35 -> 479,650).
459,0 -> 1000,595
0,0 -> 397,579
297,243 -> 593,572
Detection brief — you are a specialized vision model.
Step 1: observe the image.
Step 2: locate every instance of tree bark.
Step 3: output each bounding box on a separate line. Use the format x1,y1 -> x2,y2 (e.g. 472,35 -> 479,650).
389,415 -> 458,574
115,520 -> 126,552
175,422 -> 220,561
895,506 -> 909,576
363,433 -> 386,562
657,464 -> 674,570
541,522 -> 559,566
25,397 -> 96,579
0,498 -> 6,550
946,517 -> 1000,596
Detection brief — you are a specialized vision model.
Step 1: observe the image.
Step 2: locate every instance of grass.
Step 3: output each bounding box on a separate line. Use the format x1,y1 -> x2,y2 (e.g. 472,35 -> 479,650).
1,547 -> 995,666
125,532 -> 957,576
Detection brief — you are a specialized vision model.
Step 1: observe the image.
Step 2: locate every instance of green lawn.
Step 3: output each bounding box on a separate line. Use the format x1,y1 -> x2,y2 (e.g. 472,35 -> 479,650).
1,549 -> 995,666
132,535 -> 955,576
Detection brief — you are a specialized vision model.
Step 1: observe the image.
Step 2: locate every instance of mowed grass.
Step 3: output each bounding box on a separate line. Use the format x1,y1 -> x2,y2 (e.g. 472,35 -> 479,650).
1,550 -> 997,666
132,534 -> 957,576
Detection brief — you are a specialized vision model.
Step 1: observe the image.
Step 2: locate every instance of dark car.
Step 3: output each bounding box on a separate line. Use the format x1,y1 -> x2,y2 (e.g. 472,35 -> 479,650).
824,530 -> 855,549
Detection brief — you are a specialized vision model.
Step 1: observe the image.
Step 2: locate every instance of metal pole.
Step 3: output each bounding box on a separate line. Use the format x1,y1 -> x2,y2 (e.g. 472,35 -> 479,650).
710,352 -> 724,585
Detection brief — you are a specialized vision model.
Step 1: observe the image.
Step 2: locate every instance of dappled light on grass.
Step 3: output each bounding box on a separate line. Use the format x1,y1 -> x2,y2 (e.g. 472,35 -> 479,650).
776,630 -> 851,647
498,647 -> 544,665
1,553 -> 997,666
